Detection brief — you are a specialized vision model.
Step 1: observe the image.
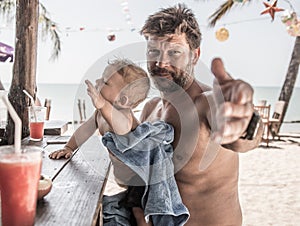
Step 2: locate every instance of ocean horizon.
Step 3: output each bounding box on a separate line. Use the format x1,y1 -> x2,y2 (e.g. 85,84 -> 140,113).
3,83 -> 300,133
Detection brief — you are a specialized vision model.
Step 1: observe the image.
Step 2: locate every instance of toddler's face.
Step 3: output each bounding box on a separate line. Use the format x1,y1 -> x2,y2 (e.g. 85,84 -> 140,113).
95,70 -> 127,105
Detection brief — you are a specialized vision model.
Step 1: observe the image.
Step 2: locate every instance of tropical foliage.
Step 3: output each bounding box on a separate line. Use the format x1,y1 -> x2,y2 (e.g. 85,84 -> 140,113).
0,0 -> 61,60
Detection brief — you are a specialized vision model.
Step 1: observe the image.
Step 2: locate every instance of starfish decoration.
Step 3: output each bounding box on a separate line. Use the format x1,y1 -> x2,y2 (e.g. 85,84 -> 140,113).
260,0 -> 284,21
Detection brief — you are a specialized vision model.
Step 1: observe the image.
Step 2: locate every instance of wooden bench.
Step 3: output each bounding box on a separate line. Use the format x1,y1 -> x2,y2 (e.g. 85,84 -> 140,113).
21,135 -> 111,226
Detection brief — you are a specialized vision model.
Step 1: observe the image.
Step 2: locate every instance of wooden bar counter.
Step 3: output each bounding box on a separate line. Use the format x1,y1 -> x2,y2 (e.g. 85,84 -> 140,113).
21,134 -> 111,226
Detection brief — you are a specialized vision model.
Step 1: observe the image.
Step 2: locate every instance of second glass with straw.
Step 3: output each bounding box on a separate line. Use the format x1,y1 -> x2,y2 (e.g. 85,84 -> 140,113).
23,90 -> 47,141
28,106 -> 46,141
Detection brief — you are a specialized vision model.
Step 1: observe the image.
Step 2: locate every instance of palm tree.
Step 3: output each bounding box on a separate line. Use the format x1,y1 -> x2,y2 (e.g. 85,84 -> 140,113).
0,0 -> 61,144
208,0 -> 300,133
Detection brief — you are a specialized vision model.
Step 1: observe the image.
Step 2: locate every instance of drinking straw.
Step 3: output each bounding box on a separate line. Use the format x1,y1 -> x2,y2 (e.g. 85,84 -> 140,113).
23,89 -> 37,121
23,89 -> 35,106
1,95 -> 21,153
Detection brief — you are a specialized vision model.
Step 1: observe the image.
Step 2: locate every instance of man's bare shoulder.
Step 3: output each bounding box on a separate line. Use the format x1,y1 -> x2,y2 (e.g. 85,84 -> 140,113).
142,96 -> 161,110
194,79 -> 212,93
140,96 -> 161,121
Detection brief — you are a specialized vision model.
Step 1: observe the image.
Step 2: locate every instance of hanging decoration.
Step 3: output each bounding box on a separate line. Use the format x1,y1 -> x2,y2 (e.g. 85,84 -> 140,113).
120,0 -> 136,32
51,24 -> 56,31
1,0 -> 297,41
281,11 -> 300,37
215,27 -> 229,42
286,23 -> 300,36
107,32 -> 116,41
260,0 -> 284,21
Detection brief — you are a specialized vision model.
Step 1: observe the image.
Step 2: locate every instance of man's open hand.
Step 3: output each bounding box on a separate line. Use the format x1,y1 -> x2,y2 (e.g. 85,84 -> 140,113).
211,58 -> 254,144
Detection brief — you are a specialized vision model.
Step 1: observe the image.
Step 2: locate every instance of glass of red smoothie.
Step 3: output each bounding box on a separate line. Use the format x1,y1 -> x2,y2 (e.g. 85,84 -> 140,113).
28,106 -> 46,141
0,146 -> 42,226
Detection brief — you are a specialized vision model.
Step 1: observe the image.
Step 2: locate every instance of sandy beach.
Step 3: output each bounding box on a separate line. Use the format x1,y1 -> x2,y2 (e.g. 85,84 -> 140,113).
239,136 -> 300,226
103,135 -> 300,226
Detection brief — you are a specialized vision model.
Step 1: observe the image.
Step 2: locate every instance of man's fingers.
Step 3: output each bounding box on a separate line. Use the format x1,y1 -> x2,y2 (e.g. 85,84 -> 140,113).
223,118 -> 249,137
231,80 -> 254,104
213,118 -> 249,144
211,58 -> 232,84
213,78 -> 253,105
220,102 -> 253,118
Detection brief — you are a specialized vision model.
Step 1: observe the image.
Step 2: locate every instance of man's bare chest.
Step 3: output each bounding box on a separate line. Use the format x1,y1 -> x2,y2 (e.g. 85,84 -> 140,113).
146,102 -> 179,127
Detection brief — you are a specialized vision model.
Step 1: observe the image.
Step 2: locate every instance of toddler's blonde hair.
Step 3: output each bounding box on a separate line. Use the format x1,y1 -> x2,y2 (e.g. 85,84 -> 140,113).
105,58 -> 150,109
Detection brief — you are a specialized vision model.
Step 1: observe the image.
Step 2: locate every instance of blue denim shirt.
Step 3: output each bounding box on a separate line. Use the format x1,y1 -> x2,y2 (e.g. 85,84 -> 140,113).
102,121 -> 189,225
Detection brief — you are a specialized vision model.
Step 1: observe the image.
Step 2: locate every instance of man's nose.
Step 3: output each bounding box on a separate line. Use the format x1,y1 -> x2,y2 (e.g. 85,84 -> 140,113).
156,52 -> 170,68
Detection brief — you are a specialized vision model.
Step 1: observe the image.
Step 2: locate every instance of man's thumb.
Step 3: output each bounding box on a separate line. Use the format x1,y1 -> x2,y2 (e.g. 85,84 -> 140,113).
211,58 -> 232,84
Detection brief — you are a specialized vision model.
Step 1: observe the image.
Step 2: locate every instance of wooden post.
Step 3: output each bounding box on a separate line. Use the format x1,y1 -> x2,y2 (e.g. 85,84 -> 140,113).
44,98 -> 51,120
5,0 -> 39,144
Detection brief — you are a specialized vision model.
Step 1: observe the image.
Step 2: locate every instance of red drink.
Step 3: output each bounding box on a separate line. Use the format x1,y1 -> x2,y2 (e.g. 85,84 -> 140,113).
28,106 -> 46,141
29,122 -> 44,140
0,147 -> 42,226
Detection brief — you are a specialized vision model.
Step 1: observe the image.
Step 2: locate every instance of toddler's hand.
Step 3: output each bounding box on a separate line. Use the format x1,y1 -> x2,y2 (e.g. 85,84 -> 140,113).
85,80 -> 105,109
49,147 -> 73,159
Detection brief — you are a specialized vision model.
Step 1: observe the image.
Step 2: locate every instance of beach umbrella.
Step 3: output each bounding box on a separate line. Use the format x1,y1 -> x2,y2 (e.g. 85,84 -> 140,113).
0,42 -> 14,63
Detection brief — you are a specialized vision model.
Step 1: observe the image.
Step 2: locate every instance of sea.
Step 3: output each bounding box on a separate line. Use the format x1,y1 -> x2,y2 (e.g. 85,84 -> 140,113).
3,83 -> 300,134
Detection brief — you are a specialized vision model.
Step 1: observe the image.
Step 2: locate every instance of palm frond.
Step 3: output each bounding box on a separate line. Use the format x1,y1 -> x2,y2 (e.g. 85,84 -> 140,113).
0,0 -> 15,21
49,28 -> 61,60
0,1 -> 61,60
208,0 -> 234,27
39,3 -> 61,60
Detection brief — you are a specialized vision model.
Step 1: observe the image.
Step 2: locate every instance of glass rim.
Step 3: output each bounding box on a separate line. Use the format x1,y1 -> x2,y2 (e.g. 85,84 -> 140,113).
27,106 -> 47,110
0,145 -> 42,153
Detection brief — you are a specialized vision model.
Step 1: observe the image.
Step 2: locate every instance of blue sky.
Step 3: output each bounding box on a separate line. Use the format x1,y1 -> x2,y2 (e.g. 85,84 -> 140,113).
0,0 -> 299,87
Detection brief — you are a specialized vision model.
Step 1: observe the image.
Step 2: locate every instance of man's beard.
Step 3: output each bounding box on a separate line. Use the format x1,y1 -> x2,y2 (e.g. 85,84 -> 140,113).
149,62 -> 193,93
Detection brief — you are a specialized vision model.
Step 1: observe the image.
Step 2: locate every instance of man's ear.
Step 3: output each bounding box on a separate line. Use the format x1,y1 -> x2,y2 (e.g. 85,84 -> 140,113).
192,47 -> 200,65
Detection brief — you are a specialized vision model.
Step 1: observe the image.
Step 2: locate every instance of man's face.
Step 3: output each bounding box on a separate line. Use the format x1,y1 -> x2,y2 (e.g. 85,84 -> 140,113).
146,34 -> 196,92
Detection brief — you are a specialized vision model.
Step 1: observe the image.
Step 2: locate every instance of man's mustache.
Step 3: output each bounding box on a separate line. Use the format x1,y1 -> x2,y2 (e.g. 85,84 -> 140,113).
150,67 -> 175,77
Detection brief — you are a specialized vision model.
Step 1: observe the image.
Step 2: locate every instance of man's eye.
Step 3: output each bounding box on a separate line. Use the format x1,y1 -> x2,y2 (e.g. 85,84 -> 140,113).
147,49 -> 160,57
168,50 -> 181,56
